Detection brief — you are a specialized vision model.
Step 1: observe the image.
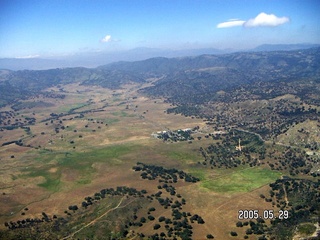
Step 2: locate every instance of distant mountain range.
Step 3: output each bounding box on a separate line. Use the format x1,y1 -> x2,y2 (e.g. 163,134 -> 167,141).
251,43 -> 320,52
0,47 -> 230,71
0,47 -> 319,108
1,43 -> 319,71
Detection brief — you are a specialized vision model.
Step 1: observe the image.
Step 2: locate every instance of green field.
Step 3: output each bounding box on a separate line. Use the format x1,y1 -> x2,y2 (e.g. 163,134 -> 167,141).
200,167 -> 282,193
111,111 -> 135,117
57,102 -> 88,113
38,175 -> 61,192
104,118 -> 120,124
167,150 -> 200,164
21,144 -> 139,191
58,143 -> 137,168
20,165 -> 62,192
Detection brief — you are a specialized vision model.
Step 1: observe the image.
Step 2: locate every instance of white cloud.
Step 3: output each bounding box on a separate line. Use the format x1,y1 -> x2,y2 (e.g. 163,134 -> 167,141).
101,35 -> 112,43
217,12 -> 290,29
217,19 -> 245,28
244,12 -> 289,27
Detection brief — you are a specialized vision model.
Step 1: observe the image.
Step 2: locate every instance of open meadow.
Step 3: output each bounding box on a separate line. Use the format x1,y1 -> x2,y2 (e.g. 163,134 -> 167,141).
0,81 -> 318,239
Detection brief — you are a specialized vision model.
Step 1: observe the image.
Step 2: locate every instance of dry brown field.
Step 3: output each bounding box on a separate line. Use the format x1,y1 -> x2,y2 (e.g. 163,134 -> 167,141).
0,82 -> 285,239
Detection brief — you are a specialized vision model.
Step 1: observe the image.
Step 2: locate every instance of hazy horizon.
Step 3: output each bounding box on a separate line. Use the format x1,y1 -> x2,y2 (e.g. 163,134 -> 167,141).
1,43 -> 320,71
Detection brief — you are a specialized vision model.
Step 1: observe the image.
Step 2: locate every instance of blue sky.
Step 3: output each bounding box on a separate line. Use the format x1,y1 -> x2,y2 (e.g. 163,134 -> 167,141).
0,0 -> 319,58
